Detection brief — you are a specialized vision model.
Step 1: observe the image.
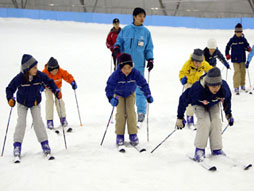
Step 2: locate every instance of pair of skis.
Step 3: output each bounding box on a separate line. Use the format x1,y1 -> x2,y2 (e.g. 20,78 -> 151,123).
14,153 -> 55,163
187,154 -> 252,171
117,143 -> 146,153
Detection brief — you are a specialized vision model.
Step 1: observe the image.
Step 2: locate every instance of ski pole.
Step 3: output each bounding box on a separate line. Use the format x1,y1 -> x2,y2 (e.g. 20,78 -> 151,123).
150,128 -> 177,153
226,68 -> 228,82
221,124 -> 229,135
247,68 -> 253,94
100,96 -> 118,146
58,99 -> 68,150
1,104 -> 14,156
74,90 -> 83,126
220,102 -> 224,122
146,71 -> 151,142
110,55 -> 113,74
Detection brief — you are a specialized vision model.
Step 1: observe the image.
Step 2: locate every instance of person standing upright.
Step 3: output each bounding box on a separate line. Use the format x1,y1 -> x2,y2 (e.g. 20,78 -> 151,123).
106,18 -> 121,71
225,23 -> 251,95
113,7 -> 154,123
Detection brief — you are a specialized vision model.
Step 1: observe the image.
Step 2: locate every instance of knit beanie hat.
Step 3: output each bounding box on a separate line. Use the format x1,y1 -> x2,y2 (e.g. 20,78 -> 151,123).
207,38 -> 217,49
191,49 -> 203,62
133,7 -> 146,16
205,67 -> 222,86
235,23 -> 243,32
47,57 -> 59,72
21,54 -> 38,73
113,18 -> 120,23
118,53 -> 133,69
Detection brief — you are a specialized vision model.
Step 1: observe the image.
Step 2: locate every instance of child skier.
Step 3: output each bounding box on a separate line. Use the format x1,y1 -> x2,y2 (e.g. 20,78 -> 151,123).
179,49 -> 213,127
6,54 -> 61,161
105,53 -> 153,146
106,18 -> 121,70
176,67 -> 234,162
113,7 -> 154,123
225,23 -> 251,95
203,38 -> 230,68
42,57 -> 77,130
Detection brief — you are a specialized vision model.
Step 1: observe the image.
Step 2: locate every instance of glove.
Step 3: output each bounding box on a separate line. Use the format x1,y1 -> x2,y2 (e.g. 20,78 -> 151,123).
248,47 -> 251,52
147,59 -> 154,71
226,54 -> 231,60
226,113 -> 234,126
180,76 -> 187,85
112,46 -> 120,58
8,98 -> 15,107
246,61 -> 250,69
40,85 -> 45,92
176,118 -> 185,130
71,81 -> 77,90
110,97 -> 118,107
147,95 -> 154,103
224,62 -> 230,69
55,89 -> 62,99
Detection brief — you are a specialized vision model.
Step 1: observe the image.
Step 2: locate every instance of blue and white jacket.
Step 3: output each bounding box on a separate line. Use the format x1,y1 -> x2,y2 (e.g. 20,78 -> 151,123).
225,34 -> 250,63
105,66 -> 151,100
247,45 -> 254,63
114,24 -> 154,70
6,71 -> 57,108
177,76 -> 232,119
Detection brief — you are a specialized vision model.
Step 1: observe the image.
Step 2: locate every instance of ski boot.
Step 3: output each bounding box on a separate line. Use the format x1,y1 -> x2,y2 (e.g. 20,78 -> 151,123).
234,88 -> 240,95
41,140 -> 51,154
187,115 -> 194,128
47,120 -> 54,130
116,135 -> 124,146
60,117 -> 68,127
212,149 -> 226,156
138,113 -> 145,123
13,142 -> 21,157
194,148 -> 205,162
241,85 -> 246,91
129,134 -> 139,146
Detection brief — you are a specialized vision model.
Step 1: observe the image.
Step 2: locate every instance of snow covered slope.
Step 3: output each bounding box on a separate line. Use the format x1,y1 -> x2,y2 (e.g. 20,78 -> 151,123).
0,18 -> 254,191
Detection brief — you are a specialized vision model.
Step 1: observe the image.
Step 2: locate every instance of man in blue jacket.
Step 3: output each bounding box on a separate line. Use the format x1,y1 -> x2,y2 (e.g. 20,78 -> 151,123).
176,67 -> 234,162
105,53 -> 153,146
225,23 -> 251,95
113,7 -> 154,123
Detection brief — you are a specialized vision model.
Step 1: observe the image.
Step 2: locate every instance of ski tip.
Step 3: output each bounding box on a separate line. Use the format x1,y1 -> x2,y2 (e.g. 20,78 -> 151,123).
140,148 -> 146,153
67,128 -> 72,133
209,166 -> 217,171
244,164 -> 252,170
48,156 -> 55,160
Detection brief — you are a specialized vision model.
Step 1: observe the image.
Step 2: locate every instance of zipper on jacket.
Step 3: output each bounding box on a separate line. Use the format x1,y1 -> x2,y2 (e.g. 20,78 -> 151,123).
130,38 -> 133,49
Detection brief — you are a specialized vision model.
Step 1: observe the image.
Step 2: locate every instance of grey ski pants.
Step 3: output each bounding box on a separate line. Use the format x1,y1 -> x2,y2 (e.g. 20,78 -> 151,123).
194,103 -> 222,150
14,103 -> 48,143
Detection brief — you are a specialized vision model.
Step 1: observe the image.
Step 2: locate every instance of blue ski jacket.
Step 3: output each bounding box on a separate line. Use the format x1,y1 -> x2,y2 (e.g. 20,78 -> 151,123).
177,76 -> 232,119
114,24 -> 154,70
203,47 -> 228,67
247,45 -> 254,63
105,66 -> 151,100
225,34 -> 250,63
6,71 -> 58,108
